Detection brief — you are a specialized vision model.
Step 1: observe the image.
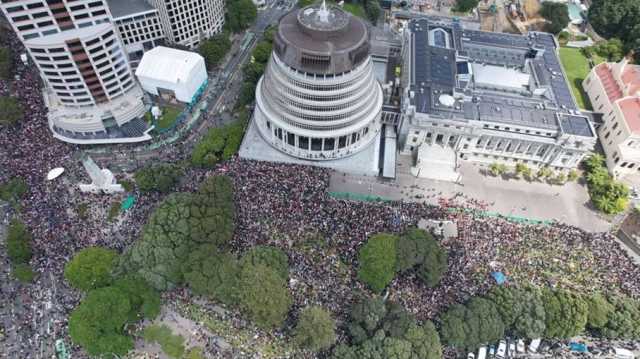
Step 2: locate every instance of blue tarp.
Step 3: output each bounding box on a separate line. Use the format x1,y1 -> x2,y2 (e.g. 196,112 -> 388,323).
491,272 -> 507,285
569,342 -> 588,352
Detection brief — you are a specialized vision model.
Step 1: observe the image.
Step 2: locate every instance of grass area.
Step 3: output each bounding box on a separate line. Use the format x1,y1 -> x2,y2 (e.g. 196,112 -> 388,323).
143,324 -> 185,359
12,263 -> 35,283
156,106 -> 182,130
180,302 -> 296,358
558,47 -> 592,110
107,201 -> 121,222
342,2 -> 365,18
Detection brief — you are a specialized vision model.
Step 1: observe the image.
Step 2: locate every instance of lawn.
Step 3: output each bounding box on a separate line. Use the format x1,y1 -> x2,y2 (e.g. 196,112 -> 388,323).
342,2 -> 366,18
558,47 -> 592,110
156,106 -> 182,130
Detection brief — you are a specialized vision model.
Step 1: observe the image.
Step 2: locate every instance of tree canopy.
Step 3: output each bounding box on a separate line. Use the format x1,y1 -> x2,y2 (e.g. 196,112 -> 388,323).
542,289 -> 588,339
182,245 -> 240,304
0,97 -> 24,127
438,299 -> 504,350
236,263 -> 292,329
294,306 -> 337,352
191,121 -> 246,167
198,33 -> 232,70
134,163 -> 183,193
64,247 -> 118,291
453,0 -> 479,13
6,219 -> 32,264
118,176 -> 235,290
239,245 -> 289,280
226,0 -> 257,33
588,0 -> 640,54
69,278 -> 160,356
540,2 -> 570,34
335,295 -> 442,359
584,155 -> 629,214
357,233 -> 398,292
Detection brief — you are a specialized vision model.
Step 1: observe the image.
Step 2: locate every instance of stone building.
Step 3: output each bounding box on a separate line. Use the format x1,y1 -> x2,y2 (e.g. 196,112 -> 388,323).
398,18 -> 597,179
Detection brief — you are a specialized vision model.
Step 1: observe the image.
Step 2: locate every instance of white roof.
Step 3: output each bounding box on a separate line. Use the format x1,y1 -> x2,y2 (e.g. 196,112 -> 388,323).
472,63 -> 531,90
135,46 -> 204,85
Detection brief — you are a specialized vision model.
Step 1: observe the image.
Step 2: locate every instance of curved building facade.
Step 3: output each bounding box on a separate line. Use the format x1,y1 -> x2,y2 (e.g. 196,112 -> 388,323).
253,3 -> 382,160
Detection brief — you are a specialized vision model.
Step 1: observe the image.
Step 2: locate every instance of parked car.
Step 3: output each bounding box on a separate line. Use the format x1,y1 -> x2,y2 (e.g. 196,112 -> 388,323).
516,339 -> 525,353
496,340 -> 507,359
614,348 -> 635,359
478,346 -> 487,359
467,353 -> 475,359
529,338 -> 541,353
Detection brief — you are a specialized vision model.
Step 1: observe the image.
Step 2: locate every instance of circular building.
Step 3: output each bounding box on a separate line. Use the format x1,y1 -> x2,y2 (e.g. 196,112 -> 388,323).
253,2 -> 383,160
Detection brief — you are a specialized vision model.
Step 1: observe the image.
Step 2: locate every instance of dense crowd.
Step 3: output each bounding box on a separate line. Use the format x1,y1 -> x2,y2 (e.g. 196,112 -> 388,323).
3,24 -> 640,359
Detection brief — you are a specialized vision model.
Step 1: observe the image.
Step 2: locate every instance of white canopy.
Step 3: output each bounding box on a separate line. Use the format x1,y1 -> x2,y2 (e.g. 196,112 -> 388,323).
47,167 -> 65,181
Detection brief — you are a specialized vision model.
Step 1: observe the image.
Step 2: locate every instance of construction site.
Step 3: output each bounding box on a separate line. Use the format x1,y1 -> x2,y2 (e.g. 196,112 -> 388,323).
478,0 -> 547,34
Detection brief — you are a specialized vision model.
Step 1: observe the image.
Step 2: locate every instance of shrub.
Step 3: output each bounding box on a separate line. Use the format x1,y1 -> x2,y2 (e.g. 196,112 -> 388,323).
357,234 -> 398,292
0,47 -> 12,79
294,306 -> 337,351
583,155 -> 629,214
0,177 -> 27,202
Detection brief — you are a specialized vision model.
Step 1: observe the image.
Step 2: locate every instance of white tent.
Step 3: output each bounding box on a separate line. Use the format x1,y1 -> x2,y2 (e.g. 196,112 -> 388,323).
135,46 -> 207,103
46,167 -> 65,181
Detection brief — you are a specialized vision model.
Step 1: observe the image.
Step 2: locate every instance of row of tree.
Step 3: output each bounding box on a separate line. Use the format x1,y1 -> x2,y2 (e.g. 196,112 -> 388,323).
332,295 -> 443,358
583,154 -> 629,214
439,285 -> 640,351
488,162 -> 579,185
198,32 -> 232,70
64,247 -> 161,356
357,229 -> 448,293
5,219 -> 35,282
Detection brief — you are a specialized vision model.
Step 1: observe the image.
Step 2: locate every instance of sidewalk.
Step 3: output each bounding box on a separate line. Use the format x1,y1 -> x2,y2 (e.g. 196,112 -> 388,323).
329,156 -> 611,232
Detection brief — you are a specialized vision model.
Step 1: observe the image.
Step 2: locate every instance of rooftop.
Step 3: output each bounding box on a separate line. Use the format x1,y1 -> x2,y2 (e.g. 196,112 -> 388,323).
406,17 -> 593,138
618,97 -> 640,134
135,46 -> 204,84
106,0 -> 155,19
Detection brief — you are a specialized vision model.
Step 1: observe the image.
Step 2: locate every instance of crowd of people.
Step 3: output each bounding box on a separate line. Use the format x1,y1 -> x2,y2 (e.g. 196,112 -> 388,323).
3,24 -> 640,358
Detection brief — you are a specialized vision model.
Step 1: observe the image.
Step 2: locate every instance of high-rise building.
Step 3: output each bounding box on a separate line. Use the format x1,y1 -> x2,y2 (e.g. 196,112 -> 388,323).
1,0 -> 150,144
241,2 -> 383,173
145,0 -> 224,49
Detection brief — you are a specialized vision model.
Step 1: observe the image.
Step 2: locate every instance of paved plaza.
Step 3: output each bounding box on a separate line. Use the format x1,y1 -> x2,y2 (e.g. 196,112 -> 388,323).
329,155 -> 611,232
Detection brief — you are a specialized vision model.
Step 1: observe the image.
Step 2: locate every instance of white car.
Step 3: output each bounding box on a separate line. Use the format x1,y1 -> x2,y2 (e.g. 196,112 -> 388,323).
516,339 -> 525,353
509,342 -> 516,356
529,338 -> 541,353
467,353 -> 475,359
477,347 -> 487,359
614,348 -> 635,359
497,340 -> 507,358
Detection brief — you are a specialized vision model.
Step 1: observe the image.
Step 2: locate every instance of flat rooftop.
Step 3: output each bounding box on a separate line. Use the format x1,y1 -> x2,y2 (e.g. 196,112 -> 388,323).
406,17 -> 593,138
107,0 -> 154,19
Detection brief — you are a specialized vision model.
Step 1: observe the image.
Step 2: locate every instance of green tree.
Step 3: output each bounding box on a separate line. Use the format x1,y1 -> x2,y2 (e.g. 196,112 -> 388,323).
6,219 -> 32,264
416,237 -> 448,288
64,247 -> 118,291
537,166 -> 554,179
601,295 -> 640,339
239,245 -> 289,280
294,306 -> 337,351
540,2 -> 570,34
198,33 -> 232,69
588,0 -> 640,54
182,245 -> 240,304
465,297 -> 505,348
112,276 -> 161,321
0,47 -> 12,79
118,176 -> 235,290
226,0 -> 257,33
365,0 -> 382,24
489,162 -> 507,176
438,304 -> 467,348
583,154 -> 605,172
347,295 -> 389,344
357,233 -> 398,292
252,41 -> 272,64
586,293 -> 614,330
191,121 -> 246,166
454,0 -> 479,13
134,163 -> 183,193
542,288 -> 588,339
243,61 -> 266,84
236,263 -> 292,329
12,263 -> 35,283
515,163 -> 532,180
567,169 -> 579,182
395,228 -> 433,272
68,287 -> 135,356
0,96 -> 24,126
